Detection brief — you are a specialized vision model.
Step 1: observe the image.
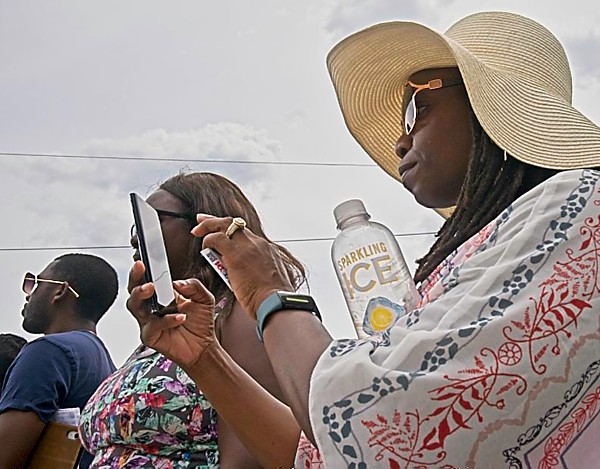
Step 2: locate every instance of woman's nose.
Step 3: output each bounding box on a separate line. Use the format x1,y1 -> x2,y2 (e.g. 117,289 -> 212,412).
395,133 -> 412,159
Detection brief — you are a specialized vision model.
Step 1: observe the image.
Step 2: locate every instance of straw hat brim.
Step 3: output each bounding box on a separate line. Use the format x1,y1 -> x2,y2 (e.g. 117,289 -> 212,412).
327,19 -> 600,218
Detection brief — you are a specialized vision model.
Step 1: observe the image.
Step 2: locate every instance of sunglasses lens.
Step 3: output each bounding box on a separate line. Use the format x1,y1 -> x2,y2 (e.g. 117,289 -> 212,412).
404,95 -> 416,134
23,274 -> 35,294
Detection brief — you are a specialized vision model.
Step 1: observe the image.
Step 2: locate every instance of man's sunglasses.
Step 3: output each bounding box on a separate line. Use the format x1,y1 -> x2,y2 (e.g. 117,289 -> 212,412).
403,78 -> 464,135
130,209 -> 197,238
22,272 -> 80,298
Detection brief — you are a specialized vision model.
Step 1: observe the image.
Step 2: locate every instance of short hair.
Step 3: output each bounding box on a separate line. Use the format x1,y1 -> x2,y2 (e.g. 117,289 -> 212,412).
0,333 -> 27,389
52,253 -> 119,323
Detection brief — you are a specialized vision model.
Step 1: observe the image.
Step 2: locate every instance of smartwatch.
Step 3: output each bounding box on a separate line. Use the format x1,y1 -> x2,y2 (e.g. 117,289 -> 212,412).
256,291 -> 322,342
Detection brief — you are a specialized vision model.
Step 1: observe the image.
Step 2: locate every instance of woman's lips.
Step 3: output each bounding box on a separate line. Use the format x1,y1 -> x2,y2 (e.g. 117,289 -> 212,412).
398,160 -> 417,180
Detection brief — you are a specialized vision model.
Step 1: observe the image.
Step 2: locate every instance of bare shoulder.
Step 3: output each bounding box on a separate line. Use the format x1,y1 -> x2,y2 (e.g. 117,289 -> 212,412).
219,301 -> 285,402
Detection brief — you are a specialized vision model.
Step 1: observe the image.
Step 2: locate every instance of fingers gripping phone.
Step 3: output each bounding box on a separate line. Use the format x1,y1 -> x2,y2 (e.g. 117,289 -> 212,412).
130,193 -> 175,315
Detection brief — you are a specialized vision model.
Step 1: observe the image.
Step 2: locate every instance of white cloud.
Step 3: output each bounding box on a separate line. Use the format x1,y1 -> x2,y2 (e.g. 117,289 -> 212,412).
3,122 -> 282,249
314,0 -> 448,40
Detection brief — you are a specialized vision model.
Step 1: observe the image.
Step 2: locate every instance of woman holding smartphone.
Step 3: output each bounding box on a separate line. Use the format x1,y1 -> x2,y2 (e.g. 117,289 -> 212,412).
123,11 -> 600,468
79,172 -> 306,468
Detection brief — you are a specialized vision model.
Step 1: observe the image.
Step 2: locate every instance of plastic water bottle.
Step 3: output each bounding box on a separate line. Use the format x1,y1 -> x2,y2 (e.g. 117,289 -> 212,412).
331,199 -> 420,338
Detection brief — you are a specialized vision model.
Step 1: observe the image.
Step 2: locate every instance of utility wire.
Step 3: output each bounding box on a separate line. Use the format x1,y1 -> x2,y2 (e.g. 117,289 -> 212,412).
1,152 -> 435,253
0,232 -> 437,252
0,151 -> 377,168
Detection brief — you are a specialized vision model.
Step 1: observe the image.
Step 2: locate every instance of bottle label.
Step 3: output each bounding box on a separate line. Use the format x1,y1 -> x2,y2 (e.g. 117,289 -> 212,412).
362,296 -> 407,335
334,240 -> 418,337
336,241 -> 401,299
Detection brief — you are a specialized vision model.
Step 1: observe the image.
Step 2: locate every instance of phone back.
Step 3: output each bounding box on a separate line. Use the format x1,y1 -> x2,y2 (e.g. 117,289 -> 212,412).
130,193 -> 175,311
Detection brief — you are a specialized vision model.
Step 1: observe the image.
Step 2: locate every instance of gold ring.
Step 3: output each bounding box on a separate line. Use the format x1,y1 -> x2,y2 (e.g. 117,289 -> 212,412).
225,217 -> 247,239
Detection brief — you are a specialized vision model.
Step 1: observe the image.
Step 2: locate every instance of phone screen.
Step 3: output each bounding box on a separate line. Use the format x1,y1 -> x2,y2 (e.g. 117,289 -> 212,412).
130,193 -> 175,313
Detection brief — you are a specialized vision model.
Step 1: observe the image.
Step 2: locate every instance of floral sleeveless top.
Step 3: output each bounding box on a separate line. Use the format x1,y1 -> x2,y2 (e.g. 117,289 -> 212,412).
79,345 -> 218,468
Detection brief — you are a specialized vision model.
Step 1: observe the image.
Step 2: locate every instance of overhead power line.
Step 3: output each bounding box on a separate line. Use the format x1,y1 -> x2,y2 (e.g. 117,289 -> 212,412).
0,231 -> 437,252
0,151 -> 377,168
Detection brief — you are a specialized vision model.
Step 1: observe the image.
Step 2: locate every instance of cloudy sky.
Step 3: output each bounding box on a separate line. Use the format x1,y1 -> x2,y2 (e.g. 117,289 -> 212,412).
2,0 -> 599,366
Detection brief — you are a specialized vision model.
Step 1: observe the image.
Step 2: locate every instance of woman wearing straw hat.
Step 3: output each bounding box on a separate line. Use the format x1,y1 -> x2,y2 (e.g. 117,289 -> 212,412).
127,11 -> 599,468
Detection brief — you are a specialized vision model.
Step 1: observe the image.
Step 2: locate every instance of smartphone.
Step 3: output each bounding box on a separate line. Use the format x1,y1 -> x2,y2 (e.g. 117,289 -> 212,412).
130,193 -> 175,314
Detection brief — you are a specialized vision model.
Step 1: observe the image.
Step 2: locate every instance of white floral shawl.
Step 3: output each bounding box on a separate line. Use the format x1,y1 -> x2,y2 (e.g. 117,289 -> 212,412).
296,169 -> 600,468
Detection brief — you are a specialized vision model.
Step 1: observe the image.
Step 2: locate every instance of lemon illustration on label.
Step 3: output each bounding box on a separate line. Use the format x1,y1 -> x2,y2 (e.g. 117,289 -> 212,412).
362,297 -> 405,335
369,306 -> 394,331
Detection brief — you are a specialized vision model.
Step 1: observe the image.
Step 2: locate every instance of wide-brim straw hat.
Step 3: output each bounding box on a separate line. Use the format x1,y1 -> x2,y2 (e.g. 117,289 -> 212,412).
327,11 -> 600,215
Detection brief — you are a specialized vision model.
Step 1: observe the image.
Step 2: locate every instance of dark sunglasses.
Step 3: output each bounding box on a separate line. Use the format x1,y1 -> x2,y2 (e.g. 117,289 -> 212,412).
130,209 -> 197,238
403,78 -> 464,135
22,272 -> 80,298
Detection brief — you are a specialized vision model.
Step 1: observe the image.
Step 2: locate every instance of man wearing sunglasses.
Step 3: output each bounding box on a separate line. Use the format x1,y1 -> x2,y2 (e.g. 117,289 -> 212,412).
0,253 -> 118,468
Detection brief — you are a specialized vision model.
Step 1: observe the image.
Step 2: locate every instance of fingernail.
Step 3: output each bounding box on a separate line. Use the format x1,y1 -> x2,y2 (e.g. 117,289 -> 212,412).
196,213 -> 215,221
175,314 -> 186,322
141,283 -> 151,292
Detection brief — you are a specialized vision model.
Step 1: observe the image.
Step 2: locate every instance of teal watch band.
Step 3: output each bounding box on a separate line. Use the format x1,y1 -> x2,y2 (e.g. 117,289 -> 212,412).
256,291 -> 321,342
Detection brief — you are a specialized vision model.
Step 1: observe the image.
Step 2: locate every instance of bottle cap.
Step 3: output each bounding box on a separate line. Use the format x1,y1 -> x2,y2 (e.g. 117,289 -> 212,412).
333,199 -> 371,229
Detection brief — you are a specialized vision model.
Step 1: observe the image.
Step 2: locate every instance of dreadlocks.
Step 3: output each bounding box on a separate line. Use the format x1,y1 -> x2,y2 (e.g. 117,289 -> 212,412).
414,114 -> 559,284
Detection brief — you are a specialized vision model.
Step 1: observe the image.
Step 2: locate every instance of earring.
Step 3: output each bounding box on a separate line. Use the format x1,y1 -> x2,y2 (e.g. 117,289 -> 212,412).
503,150 -> 508,162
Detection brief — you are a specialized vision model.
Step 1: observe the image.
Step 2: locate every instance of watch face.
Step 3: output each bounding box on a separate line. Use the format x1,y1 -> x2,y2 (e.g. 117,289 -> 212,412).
279,293 -> 320,315
256,292 -> 322,342
280,293 -> 313,307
